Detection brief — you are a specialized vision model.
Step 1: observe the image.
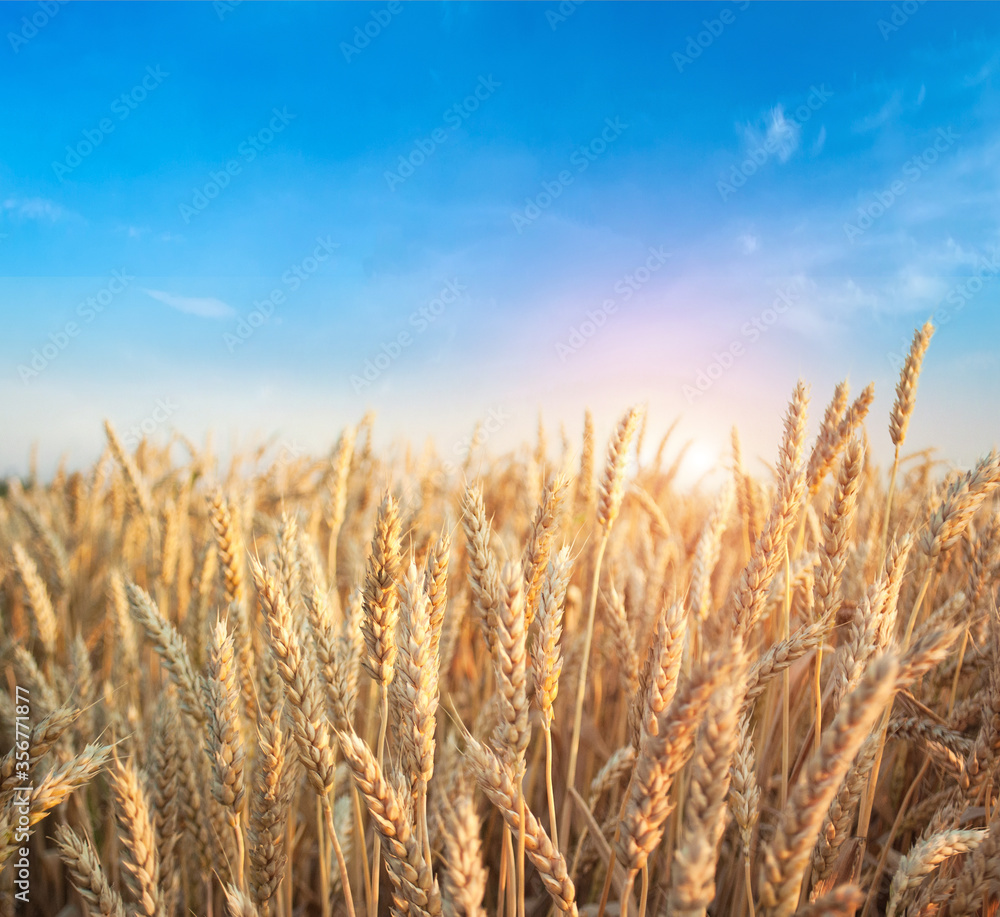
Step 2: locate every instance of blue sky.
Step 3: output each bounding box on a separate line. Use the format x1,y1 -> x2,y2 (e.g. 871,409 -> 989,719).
2,1 -> 998,479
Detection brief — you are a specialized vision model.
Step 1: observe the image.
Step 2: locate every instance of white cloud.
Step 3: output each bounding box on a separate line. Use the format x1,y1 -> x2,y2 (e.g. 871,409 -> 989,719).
889,265 -> 948,304
144,289 -> 236,319
113,224 -> 148,238
796,276 -> 881,319
765,106 -> 800,162
945,238 -> 985,267
965,51 -> 999,87
852,90 -> 903,133
2,196 -> 71,222
740,105 -> 800,164
812,125 -> 827,155
782,305 -> 837,341
738,233 -> 759,254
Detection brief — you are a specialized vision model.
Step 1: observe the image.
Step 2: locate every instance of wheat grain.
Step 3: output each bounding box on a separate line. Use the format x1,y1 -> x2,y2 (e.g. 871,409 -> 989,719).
758,655 -> 898,917
890,321 -> 934,449
54,824 -> 128,917
109,753 -> 161,917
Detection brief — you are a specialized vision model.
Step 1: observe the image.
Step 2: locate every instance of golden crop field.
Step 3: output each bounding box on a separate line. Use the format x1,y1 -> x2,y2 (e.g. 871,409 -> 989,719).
2,321 -> 999,917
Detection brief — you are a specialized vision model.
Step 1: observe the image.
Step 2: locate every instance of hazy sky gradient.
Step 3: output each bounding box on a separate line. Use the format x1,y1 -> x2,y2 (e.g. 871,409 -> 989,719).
2,1 -> 998,480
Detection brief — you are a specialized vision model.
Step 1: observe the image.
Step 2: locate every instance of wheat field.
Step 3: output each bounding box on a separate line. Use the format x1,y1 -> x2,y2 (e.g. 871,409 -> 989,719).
2,322 -> 999,917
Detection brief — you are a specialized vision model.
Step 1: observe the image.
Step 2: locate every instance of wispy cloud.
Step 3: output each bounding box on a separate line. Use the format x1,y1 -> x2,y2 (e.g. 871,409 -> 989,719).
852,89 -> 903,133
740,105 -> 801,163
886,264 -> 949,304
812,125 -> 827,155
965,51 -> 1000,87
117,226 -> 184,243
144,289 -> 236,319
766,107 -> 800,162
2,196 -> 73,223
